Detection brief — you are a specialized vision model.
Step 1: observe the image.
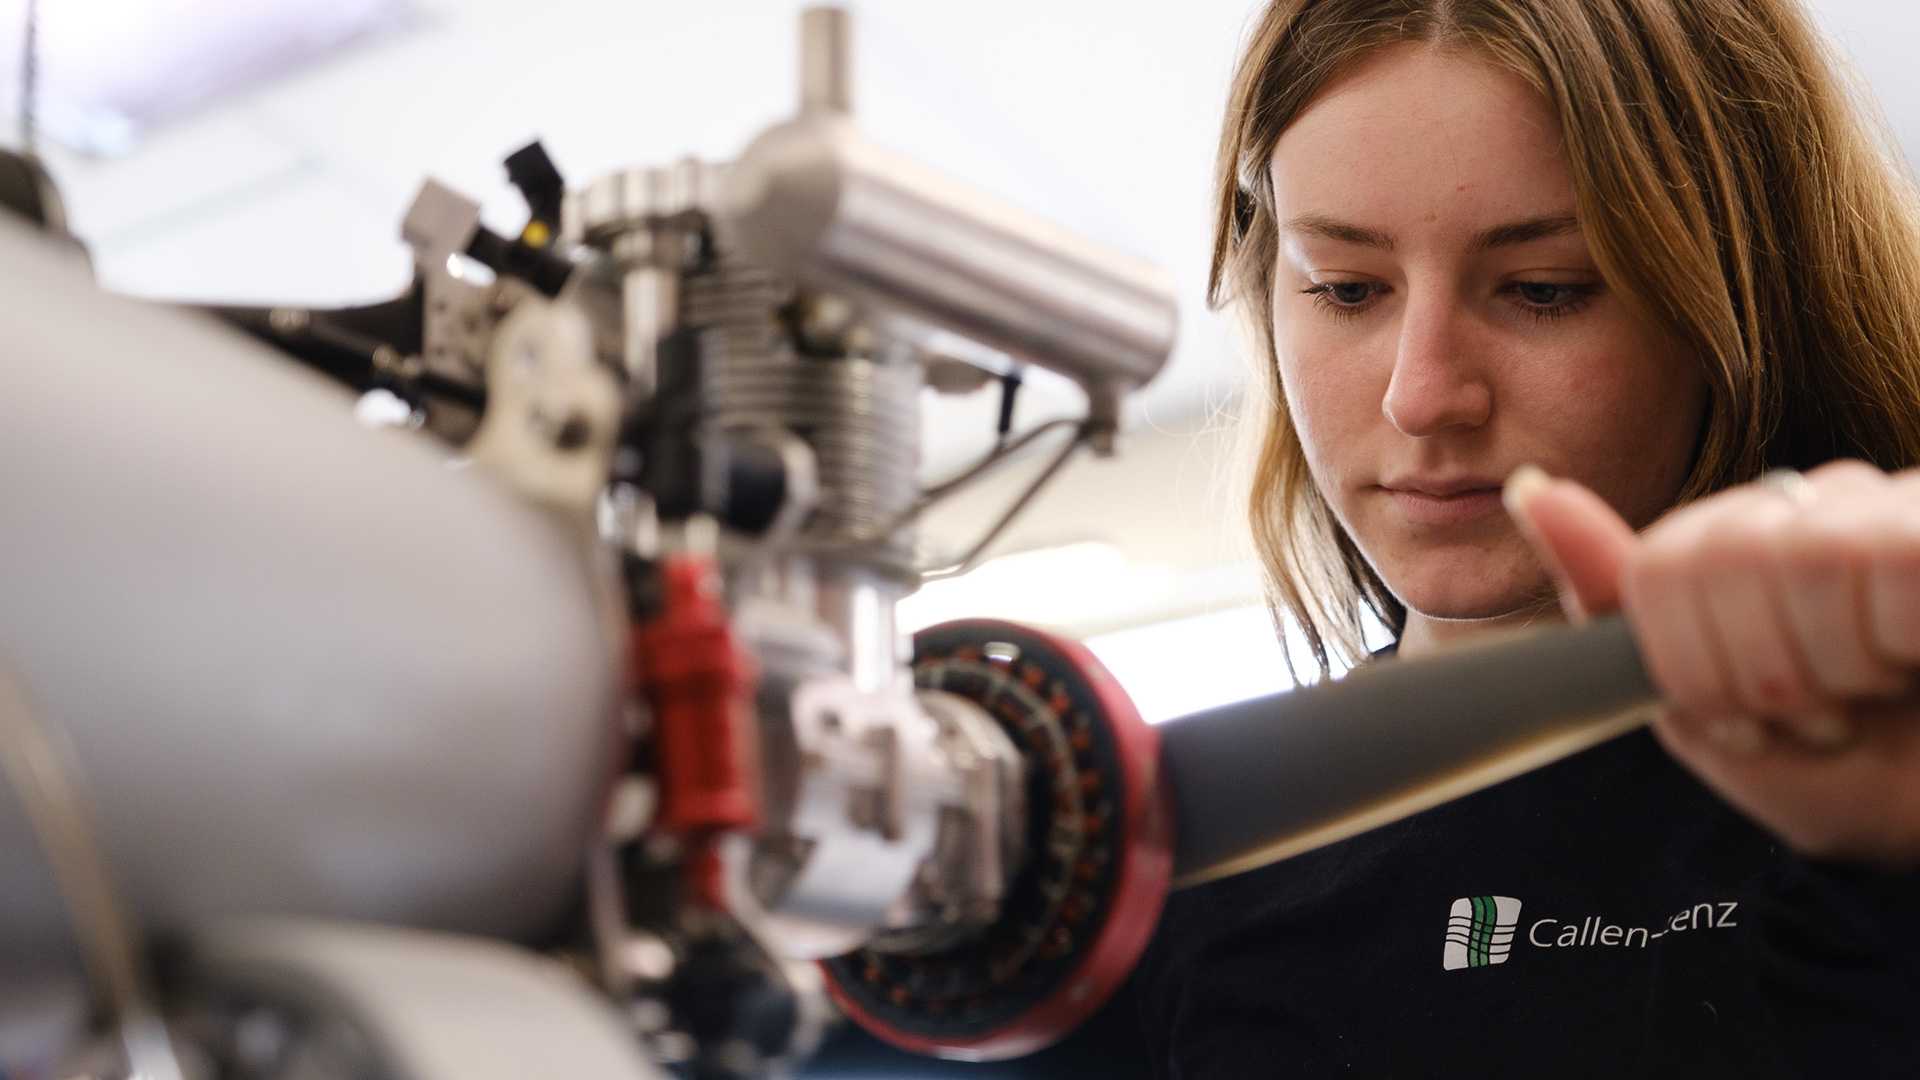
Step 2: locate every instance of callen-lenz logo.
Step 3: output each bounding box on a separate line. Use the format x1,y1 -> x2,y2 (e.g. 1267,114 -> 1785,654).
1443,894 -> 1741,970
1444,895 -> 1521,970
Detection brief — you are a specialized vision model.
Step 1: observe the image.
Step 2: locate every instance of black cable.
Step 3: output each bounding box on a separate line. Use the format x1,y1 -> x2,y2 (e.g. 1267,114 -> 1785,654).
193,283 -> 484,412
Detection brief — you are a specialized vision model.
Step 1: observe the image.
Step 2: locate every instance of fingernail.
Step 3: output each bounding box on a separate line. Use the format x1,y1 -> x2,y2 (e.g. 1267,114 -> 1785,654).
1502,464 -> 1552,518
1794,710 -> 1854,749
1706,717 -> 1768,755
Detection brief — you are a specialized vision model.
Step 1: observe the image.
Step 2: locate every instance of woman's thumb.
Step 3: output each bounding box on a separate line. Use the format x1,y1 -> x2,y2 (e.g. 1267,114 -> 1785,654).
1501,466 -> 1638,621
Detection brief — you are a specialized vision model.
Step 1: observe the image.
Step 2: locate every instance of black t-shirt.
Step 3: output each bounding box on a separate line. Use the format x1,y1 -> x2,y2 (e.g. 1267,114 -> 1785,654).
1136,715 -> 1920,1078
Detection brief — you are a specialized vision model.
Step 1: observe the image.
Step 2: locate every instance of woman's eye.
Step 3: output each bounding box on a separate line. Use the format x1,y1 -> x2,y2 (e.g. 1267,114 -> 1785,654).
1504,280 -> 1599,320
1515,282 -> 1572,306
1300,281 -> 1384,317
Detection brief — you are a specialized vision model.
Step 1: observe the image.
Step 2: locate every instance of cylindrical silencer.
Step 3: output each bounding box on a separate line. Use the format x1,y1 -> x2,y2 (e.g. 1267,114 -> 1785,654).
0,218 -> 623,979
719,116 -> 1179,423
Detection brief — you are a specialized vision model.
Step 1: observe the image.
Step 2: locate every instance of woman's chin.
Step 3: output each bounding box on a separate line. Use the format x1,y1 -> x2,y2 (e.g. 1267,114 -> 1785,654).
1388,569 -> 1549,624
1367,533 -> 1553,623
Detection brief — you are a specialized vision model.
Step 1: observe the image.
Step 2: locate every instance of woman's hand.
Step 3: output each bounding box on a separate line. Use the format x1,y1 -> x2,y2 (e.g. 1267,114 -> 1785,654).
1505,460 -> 1920,864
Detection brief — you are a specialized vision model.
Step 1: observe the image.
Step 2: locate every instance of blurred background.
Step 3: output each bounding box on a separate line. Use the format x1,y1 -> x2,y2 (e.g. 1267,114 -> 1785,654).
0,0 -> 1912,1074
0,0 -> 1310,733
6,0 -> 1919,710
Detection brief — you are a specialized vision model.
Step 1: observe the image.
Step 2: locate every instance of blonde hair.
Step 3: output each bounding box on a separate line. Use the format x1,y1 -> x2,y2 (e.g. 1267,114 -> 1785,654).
1214,0 -> 1920,680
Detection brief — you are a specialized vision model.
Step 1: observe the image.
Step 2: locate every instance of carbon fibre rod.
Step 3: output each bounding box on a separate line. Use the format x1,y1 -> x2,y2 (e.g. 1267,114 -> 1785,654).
1159,615 -> 1659,887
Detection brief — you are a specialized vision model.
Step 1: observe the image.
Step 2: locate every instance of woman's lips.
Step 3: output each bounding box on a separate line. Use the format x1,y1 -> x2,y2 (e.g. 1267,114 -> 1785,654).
1380,486 -> 1507,527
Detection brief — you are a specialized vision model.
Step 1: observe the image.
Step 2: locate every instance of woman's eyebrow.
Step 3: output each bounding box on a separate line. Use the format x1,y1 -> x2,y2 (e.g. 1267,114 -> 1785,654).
1281,213 -> 1396,251
1278,212 -> 1582,254
1472,214 -> 1581,251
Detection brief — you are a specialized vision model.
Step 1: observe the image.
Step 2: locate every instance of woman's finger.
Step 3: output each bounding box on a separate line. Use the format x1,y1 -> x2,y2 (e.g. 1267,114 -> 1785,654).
1866,472 -> 1920,665
1774,502 -> 1909,700
1502,468 -> 1636,621
1694,496 -> 1832,729
1622,503 -> 1737,713
1656,705 -> 1770,762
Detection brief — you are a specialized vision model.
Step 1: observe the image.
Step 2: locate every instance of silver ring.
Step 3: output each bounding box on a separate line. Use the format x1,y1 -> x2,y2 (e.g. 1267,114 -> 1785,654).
1759,468 -> 1818,509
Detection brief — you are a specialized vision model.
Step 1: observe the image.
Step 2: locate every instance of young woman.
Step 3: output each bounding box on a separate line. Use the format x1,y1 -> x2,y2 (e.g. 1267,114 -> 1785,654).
1138,0 -> 1920,1074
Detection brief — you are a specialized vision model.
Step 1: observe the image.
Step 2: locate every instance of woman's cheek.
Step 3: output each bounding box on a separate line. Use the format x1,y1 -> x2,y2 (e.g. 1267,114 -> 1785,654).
1280,330 -> 1375,429
1290,375 -> 1384,521
1500,357 -> 1594,447
1278,353 -> 1342,469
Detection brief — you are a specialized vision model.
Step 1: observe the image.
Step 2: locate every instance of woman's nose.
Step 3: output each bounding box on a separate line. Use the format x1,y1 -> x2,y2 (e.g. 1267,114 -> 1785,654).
1381,295 -> 1491,437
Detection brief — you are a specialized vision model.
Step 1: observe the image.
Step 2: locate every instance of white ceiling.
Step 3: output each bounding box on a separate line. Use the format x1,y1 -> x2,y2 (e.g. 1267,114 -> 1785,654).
6,1 -> 1916,432
6,1 -> 1915,348
0,0 -> 1262,466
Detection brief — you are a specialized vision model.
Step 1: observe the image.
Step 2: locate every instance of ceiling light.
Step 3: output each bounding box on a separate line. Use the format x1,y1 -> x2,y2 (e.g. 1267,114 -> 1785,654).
13,0 -> 418,157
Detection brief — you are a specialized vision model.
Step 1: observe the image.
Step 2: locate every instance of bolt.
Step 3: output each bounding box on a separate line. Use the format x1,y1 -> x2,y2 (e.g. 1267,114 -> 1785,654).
621,933 -> 676,982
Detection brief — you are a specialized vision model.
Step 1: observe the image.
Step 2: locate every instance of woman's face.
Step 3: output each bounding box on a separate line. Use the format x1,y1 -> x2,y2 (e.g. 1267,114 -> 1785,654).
1267,44 -> 1707,627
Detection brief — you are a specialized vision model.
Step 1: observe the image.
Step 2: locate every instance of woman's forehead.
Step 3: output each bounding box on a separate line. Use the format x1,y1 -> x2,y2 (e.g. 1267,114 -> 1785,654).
1267,44 -> 1575,244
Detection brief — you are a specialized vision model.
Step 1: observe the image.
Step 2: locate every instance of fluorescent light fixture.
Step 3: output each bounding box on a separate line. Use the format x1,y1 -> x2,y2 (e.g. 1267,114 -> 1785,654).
896,541 -> 1178,633
17,0 -> 418,156
1082,606 -> 1300,724
895,537 -> 1402,724
897,543 -> 1309,722
1083,600 -> 1396,723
